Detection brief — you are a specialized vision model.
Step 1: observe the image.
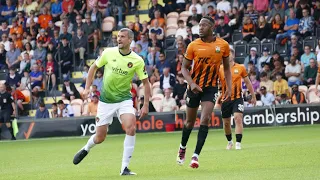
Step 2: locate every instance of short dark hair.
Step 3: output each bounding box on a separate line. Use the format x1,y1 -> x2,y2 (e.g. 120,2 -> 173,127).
178,20 -> 184,24
202,15 -> 215,25
39,102 -> 45,107
260,72 -> 267,77
52,103 -> 57,106
57,100 -> 64,105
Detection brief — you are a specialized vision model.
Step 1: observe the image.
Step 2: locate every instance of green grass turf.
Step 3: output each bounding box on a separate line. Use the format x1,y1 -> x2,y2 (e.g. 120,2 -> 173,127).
1,125 -> 320,180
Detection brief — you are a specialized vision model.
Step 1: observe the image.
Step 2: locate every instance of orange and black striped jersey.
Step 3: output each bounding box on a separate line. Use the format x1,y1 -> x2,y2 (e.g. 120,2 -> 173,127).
184,38 -> 230,89
219,63 -> 248,101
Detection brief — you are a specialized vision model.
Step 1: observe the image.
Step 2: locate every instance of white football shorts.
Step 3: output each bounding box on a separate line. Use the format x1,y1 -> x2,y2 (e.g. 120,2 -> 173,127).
95,100 -> 135,126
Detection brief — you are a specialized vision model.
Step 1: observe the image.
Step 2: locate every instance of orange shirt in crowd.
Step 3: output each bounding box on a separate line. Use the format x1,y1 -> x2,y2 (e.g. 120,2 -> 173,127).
62,0 -> 75,13
184,37 -> 230,89
38,14 -> 52,29
11,90 -> 25,101
9,26 -> 24,35
14,39 -> 23,50
151,18 -> 166,29
219,63 -> 248,101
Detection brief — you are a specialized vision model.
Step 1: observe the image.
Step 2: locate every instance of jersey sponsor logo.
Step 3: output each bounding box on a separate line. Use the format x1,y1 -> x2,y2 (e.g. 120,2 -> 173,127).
215,46 -> 221,53
198,57 -> 210,64
234,69 -> 239,74
112,67 -> 128,75
127,62 -> 133,68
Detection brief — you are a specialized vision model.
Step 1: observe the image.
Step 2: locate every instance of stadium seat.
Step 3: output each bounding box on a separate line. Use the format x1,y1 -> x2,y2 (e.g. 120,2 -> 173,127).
76,86 -> 84,95
62,99 -> 70,105
166,28 -> 177,37
71,99 -> 83,117
275,43 -> 287,56
29,110 -> 36,117
72,71 -> 83,79
234,40 -> 247,57
247,38 -> 261,54
75,83 -> 81,88
165,35 -> 175,48
303,36 -> 317,52
231,29 -> 242,43
256,101 -> 263,106
165,49 -> 177,62
307,89 -> 320,103
82,102 -> 89,116
179,11 -> 190,18
166,24 -> 178,29
86,59 -> 95,66
44,96 -> 62,104
261,39 -> 274,55
299,85 -> 308,97
167,18 -> 178,26
102,17 -> 115,32
151,94 -> 164,112
167,12 -> 179,19
235,56 -> 245,64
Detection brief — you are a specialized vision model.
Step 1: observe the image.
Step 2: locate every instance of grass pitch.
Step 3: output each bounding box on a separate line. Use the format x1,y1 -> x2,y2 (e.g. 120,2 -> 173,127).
1,125 -> 320,180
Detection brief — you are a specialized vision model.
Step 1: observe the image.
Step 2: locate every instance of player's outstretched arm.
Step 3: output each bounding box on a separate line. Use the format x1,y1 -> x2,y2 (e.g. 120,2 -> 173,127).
140,78 -> 151,119
243,76 -> 257,106
181,58 -> 202,94
222,56 -> 232,101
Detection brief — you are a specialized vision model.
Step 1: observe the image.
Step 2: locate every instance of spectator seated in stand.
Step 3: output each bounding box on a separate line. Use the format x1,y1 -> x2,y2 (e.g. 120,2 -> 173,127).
6,67 -> 20,87
173,73 -> 187,107
160,67 -> 176,90
260,86 -> 276,106
259,72 -> 274,94
242,16 -> 255,42
216,16 -> 231,42
298,8 -> 314,38
160,88 -> 178,112
62,77 -> 81,101
86,95 -> 98,116
274,72 -> 290,103
291,84 -> 306,104
51,103 -> 58,118
301,45 -> 316,70
7,85 -> 25,114
57,99 -> 74,117
275,9 -> 299,44
45,53 -> 57,90
93,69 -> 103,92
35,102 -> 50,119
72,28 -> 87,63
30,64 -> 43,103
285,56 -> 302,86
149,19 -> 164,41
6,41 -> 21,69
303,58 -> 318,86
89,85 -> 100,99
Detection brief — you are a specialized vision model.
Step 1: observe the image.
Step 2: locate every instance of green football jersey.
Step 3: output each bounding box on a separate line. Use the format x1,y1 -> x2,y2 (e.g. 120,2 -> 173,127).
95,47 -> 148,103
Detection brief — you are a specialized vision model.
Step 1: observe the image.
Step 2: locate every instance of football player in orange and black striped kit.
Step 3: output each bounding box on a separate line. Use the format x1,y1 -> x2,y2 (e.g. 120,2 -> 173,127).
176,16 -> 232,169
218,48 -> 256,150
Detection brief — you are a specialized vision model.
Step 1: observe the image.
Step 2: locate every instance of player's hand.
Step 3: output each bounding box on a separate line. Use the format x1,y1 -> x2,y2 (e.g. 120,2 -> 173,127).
190,82 -> 203,94
139,105 -> 148,119
222,89 -> 231,102
82,89 -> 90,99
251,96 -> 257,106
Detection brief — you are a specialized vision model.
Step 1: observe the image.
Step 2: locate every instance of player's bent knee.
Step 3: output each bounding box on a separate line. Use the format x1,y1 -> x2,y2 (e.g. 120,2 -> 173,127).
125,124 -> 136,136
185,121 -> 195,129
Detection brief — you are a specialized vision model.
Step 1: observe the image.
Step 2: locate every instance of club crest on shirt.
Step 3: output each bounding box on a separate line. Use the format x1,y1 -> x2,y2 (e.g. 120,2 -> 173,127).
127,62 -> 133,68
234,69 -> 239,74
215,46 -> 221,53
